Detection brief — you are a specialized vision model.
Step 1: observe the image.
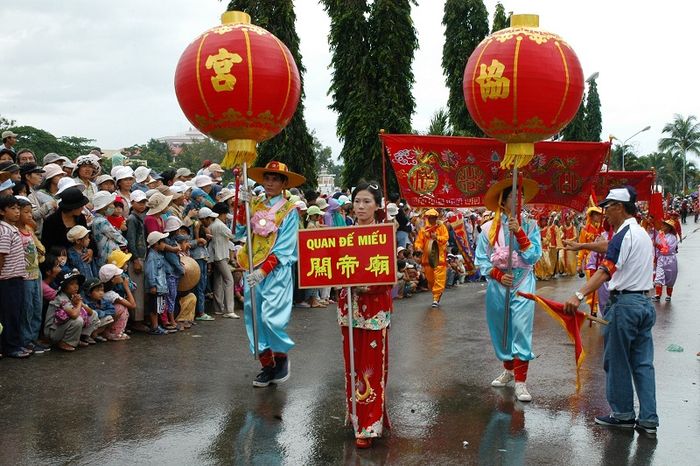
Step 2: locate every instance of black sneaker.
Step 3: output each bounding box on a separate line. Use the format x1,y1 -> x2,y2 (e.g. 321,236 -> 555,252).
635,422 -> 657,435
664,296 -> 671,302
271,357 -> 290,384
253,366 -> 276,388
431,301 -> 439,308
595,414 -> 635,428
651,296 -> 660,302
32,343 -> 51,354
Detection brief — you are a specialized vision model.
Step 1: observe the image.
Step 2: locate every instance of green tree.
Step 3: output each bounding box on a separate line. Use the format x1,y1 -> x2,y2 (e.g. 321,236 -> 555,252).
442,0 -> 489,136
323,0 -> 417,188
312,133 -> 341,176
658,114 -> 700,193
427,108 -> 453,136
226,0 -> 317,189
609,143 -> 639,171
135,139 -> 174,172
176,139 -> 226,174
491,2 -> 508,32
561,97 -> 588,141
584,78 -> 602,141
59,136 -> 96,159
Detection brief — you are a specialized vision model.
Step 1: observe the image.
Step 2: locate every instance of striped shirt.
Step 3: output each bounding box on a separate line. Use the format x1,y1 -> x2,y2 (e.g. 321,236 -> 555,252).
0,221 -> 26,280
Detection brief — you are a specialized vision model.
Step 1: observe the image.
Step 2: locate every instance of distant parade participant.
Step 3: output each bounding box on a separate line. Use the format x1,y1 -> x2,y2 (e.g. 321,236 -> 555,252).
577,207 -> 604,313
414,209 -> 448,308
236,161 -> 305,388
653,219 -> 679,302
475,178 -> 541,402
337,181 -> 393,449
534,216 -> 552,280
558,212 -> 578,276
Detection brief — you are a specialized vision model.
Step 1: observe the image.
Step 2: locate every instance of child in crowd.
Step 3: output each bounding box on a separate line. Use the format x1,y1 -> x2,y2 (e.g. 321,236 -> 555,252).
96,174 -> 116,193
163,216 -> 185,330
44,270 -> 100,351
209,202 -> 238,319
191,207 -> 217,321
40,254 -> 60,308
98,263 -> 135,340
173,234 -> 195,328
145,231 -> 170,335
67,225 -> 97,280
17,197 -> 49,354
395,259 -> 407,299
126,190 -> 148,328
49,246 -> 71,278
82,278 -> 116,341
91,191 -> 128,268
233,269 -> 244,307
0,195 -> 31,358
107,196 -> 128,232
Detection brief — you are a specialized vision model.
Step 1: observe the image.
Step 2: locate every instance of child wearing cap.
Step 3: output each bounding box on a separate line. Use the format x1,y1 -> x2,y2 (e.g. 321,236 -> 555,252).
107,196 -> 128,232
0,195 -> 31,358
82,278 -> 116,342
191,207 -> 217,320
145,231 -> 170,335
91,191 -> 127,268
162,216 -> 186,330
96,264 -> 135,341
17,197 -> 49,354
67,225 -> 98,280
126,190 -> 148,327
44,270 -> 100,351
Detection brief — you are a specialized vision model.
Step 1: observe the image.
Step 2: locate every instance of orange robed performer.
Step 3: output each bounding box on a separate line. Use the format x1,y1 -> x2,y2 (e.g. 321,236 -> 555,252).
558,213 -> 578,276
576,207 -> 604,311
414,209 -> 449,308
534,216 -> 552,280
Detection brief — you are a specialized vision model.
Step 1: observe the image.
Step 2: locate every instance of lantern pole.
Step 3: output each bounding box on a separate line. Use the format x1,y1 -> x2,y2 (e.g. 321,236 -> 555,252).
242,161 -> 260,360
346,286 -> 358,432
380,129 -> 388,219
502,165 -> 519,351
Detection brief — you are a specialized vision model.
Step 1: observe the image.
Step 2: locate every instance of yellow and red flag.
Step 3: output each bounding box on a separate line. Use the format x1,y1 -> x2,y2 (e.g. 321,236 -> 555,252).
517,291 -> 587,387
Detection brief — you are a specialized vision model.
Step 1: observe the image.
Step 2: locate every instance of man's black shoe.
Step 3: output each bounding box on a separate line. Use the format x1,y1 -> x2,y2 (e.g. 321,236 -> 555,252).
253,366 -> 276,387
271,357 -> 290,384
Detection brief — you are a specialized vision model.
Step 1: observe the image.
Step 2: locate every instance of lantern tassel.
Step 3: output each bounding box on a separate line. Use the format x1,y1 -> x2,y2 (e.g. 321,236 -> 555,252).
222,139 -> 258,169
500,142 -> 535,169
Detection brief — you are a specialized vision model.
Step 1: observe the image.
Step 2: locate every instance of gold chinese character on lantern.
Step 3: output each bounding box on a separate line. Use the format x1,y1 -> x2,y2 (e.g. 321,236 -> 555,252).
475,59 -> 510,101
365,255 -> 390,277
337,255 -> 360,279
307,257 -> 332,279
205,47 -> 243,92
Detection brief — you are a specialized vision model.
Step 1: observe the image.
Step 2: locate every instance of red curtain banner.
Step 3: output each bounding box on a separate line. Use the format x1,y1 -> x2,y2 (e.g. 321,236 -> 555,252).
382,134 -> 610,211
297,224 -> 397,288
594,170 -> 655,202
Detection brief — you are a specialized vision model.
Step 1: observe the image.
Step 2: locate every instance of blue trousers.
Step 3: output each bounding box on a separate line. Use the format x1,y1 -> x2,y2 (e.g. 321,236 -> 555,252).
22,278 -> 42,346
0,278 -> 24,354
244,264 -> 294,354
195,259 -> 208,314
603,293 -> 659,427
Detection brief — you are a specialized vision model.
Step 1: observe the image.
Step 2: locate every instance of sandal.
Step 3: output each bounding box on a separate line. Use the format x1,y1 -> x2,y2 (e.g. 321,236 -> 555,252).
57,341 -> 76,352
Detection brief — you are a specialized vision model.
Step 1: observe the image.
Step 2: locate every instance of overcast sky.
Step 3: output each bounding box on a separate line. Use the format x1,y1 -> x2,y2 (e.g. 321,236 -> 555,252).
3,1 -> 698,164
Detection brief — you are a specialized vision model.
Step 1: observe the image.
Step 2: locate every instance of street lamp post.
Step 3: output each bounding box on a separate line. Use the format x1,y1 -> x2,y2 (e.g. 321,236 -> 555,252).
613,125 -> 651,170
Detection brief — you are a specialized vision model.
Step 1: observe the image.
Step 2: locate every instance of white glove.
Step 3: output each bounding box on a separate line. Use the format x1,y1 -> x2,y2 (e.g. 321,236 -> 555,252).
238,188 -> 252,203
246,269 -> 266,287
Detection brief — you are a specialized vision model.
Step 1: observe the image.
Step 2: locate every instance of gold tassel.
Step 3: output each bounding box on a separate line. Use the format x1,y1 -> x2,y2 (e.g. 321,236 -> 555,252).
500,142 -> 535,169
221,139 -> 258,169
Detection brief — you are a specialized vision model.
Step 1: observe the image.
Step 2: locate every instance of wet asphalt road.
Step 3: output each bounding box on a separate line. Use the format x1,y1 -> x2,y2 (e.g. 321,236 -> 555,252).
1,232 -> 699,465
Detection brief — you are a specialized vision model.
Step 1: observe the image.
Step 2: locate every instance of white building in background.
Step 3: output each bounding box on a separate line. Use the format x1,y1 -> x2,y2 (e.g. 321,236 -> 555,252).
318,171 -> 336,195
157,128 -> 208,146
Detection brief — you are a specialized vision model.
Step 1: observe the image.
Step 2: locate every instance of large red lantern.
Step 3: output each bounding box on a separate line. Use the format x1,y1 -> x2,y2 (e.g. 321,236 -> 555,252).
463,14 -> 584,168
174,11 -> 301,168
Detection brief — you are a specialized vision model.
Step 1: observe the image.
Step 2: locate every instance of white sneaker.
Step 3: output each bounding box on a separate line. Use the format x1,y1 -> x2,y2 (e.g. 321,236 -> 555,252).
491,370 -> 514,387
515,382 -> 532,402
296,302 -> 311,308
223,312 -> 240,319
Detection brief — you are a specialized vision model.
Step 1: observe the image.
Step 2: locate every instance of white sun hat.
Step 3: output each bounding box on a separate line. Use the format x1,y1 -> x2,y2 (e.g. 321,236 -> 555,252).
92,191 -> 117,211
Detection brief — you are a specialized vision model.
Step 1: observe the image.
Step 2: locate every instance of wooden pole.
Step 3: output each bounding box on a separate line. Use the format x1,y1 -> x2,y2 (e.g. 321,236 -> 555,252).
242,162 -> 259,360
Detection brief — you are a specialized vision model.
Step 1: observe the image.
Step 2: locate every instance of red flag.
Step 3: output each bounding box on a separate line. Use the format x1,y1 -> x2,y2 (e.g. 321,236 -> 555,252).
382,134 -> 610,210
595,170 -> 655,202
517,291 -> 587,387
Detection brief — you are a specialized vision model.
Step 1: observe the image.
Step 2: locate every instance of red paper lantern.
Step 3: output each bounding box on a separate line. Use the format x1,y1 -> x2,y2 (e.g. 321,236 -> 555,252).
174,11 -> 301,168
463,14 -> 584,168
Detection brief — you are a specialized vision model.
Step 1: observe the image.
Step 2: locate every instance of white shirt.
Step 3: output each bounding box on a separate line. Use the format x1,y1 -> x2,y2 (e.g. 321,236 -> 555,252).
600,217 -> 653,291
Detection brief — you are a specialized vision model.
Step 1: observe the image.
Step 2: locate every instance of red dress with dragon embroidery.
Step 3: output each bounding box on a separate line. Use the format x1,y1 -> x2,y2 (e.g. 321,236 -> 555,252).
337,285 -> 393,441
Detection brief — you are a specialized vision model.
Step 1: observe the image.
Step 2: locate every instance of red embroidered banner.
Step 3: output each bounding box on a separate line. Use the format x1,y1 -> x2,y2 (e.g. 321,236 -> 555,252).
594,170 -> 655,202
382,134 -> 610,211
297,224 -> 397,288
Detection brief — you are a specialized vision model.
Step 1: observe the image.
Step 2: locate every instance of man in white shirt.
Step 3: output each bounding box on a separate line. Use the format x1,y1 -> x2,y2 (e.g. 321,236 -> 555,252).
564,186 -> 658,436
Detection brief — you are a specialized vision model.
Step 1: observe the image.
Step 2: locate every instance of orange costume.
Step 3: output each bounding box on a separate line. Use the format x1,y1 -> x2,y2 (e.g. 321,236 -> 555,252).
534,218 -> 552,280
558,219 -> 578,276
414,210 -> 449,306
577,207 -> 603,312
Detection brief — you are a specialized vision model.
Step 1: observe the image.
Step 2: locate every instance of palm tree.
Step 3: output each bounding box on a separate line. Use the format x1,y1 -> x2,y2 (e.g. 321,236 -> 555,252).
658,114 -> 700,193
610,143 -> 639,170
